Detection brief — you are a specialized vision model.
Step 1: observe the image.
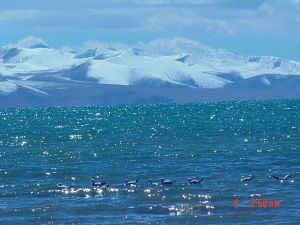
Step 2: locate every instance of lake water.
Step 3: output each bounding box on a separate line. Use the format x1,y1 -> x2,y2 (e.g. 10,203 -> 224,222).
0,100 -> 299,224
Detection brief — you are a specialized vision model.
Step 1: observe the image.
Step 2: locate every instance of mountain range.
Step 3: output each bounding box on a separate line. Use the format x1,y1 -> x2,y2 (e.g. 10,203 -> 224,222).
1,37 -> 299,108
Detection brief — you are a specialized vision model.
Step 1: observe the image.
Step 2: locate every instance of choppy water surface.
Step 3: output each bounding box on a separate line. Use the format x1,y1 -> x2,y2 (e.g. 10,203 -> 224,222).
0,100 -> 299,224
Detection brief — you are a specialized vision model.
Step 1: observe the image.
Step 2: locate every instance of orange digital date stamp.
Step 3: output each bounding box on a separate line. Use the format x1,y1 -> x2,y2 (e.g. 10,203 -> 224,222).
235,199 -> 280,208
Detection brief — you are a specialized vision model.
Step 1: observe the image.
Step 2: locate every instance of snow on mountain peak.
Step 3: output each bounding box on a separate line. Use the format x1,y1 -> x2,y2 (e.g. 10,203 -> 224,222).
17,36 -> 50,49
137,37 -> 237,60
1,37 -> 300,92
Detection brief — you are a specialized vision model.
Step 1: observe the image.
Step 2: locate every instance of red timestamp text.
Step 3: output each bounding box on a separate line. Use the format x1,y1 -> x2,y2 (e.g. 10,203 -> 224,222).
251,199 -> 279,208
234,199 -> 280,208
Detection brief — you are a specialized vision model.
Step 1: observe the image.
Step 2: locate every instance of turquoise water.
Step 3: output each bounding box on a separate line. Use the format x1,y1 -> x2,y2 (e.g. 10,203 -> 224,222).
0,100 -> 299,224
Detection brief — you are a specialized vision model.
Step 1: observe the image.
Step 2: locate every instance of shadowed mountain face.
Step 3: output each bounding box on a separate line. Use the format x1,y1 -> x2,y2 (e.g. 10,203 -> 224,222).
66,62 -> 98,83
225,74 -> 300,90
1,48 -> 20,63
0,38 -> 300,108
75,49 -> 97,59
215,72 -> 244,83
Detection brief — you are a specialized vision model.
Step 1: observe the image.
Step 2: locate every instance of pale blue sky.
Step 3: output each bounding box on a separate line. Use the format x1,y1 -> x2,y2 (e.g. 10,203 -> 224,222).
1,0 -> 300,60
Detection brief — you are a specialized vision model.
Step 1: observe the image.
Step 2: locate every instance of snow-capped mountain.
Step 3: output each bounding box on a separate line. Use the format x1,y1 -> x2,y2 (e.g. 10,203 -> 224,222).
0,37 -> 299,107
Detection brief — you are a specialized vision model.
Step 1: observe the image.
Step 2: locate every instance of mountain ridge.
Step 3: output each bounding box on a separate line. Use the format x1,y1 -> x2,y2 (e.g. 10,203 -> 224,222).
0,37 -> 299,107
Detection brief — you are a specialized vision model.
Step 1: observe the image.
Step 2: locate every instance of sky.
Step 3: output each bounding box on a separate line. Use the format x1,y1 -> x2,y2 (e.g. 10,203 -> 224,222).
1,0 -> 300,60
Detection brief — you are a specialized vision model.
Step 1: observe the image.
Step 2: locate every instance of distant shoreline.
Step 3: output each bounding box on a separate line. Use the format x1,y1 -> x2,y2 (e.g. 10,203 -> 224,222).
1,84 -> 299,109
